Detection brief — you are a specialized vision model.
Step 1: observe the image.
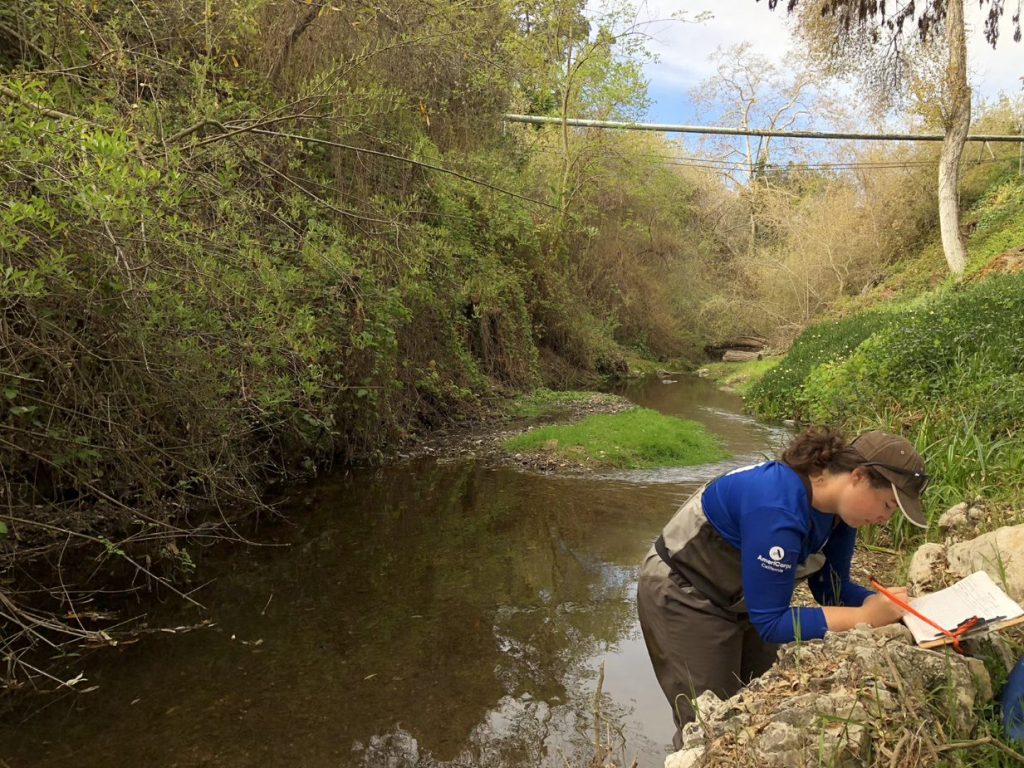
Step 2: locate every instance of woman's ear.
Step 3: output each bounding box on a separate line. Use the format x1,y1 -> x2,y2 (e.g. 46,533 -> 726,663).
849,466 -> 868,485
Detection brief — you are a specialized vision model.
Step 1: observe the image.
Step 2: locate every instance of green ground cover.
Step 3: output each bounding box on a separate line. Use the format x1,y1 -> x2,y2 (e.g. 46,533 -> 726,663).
701,359 -> 780,397
740,175 -> 1024,535
744,308 -> 901,421
504,407 -> 730,469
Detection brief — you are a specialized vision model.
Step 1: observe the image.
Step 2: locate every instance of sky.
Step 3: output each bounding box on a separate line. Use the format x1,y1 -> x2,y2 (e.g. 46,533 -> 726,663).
626,1 -> 1024,127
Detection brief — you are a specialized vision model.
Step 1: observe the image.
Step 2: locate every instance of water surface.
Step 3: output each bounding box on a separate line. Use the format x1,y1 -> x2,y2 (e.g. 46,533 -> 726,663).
1,376 -> 787,768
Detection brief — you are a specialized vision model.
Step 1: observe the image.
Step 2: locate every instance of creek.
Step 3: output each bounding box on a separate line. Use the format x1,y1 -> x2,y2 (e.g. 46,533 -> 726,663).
1,376 -> 789,768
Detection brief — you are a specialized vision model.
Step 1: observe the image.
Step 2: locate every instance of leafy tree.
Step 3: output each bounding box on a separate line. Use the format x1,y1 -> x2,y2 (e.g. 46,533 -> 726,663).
762,0 -> 1022,274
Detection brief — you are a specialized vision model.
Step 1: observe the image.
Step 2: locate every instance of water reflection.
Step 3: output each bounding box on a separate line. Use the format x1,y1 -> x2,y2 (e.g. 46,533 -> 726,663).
1,377 -> 784,768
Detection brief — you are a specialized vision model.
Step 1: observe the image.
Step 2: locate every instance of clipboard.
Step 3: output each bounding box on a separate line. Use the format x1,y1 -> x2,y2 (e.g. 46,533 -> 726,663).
897,571 -> 1024,649
918,613 -> 1024,649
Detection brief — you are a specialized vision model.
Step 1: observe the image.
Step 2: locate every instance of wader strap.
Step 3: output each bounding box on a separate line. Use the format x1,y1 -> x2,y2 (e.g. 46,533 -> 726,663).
654,533 -> 735,610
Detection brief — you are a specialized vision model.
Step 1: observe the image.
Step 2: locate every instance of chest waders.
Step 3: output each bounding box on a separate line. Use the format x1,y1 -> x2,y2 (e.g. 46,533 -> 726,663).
636,471 -> 825,749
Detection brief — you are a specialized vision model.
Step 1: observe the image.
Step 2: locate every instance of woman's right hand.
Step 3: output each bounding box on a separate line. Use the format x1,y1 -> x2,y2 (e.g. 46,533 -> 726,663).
859,591 -> 906,628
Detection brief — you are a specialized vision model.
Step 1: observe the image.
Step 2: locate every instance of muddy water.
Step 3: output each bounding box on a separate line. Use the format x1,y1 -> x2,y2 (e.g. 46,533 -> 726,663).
1,376 -> 789,768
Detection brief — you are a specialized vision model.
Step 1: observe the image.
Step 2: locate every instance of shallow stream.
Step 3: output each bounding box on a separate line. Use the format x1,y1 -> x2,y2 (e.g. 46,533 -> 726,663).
2,376 -> 789,768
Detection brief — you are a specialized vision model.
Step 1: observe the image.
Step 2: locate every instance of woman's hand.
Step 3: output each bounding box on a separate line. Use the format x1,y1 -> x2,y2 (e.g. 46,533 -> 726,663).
822,586 -> 911,632
859,590 -> 907,628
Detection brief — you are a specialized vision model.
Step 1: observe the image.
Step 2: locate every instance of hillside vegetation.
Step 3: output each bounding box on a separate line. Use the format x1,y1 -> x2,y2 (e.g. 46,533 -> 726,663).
2,0 -> 1024,695
0,0 -> 723,541
745,173 -> 1024,541
0,0 -> 772,678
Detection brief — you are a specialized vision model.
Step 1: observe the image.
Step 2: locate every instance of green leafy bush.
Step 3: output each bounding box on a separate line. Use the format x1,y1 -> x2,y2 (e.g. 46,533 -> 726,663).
799,275 -> 1024,425
795,274 -> 1024,513
744,309 -> 900,420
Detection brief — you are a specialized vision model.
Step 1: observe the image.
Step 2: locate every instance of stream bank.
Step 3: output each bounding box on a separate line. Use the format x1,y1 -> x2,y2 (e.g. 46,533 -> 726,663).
0,375 -> 788,768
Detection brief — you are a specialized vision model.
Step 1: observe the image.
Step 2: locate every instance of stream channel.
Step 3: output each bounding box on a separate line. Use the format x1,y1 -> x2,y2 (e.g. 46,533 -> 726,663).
3,375 -> 791,768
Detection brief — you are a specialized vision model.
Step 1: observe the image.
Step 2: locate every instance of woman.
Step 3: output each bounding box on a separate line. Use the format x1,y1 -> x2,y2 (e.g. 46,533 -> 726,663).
637,427 -> 928,748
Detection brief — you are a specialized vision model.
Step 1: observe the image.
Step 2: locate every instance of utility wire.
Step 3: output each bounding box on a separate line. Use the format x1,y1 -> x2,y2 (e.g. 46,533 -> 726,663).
656,156 -> 1017,172
530,145 -> 1017,172
504,114 -> 1024,143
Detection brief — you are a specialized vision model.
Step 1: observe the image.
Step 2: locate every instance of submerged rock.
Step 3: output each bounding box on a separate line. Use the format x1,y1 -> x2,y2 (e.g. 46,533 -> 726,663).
665,624 -> 990,768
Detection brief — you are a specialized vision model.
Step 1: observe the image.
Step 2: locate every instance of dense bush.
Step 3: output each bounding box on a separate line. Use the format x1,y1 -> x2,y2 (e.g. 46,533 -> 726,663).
0,0 -> 717,546
744,309 -> 900,420
800,274 -> 1024,424
795,274 -> 1024,513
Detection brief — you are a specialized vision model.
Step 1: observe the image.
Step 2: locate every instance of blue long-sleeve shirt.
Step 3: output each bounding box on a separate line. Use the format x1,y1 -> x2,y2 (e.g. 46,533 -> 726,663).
702,462 -> 874,643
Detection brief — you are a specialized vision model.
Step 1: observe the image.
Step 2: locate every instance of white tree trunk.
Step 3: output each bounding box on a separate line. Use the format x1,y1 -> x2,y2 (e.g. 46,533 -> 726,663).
938,0 -> 970,275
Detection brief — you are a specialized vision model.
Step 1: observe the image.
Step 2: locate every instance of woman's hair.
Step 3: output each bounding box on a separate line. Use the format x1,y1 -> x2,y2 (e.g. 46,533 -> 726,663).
781,426 -> 888,488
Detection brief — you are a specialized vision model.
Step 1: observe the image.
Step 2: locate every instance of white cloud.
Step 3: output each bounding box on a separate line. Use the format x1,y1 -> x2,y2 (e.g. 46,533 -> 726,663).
630,1 -> 1022,115
637,1 -> 797,89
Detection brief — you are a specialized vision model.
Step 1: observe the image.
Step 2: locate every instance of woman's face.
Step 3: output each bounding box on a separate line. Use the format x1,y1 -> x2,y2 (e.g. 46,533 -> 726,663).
835,468 -> 899,528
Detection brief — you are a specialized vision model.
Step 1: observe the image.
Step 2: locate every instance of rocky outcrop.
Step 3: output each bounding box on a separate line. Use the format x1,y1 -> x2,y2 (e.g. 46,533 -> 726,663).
907,501 -> 1024,601
666,625 -> 991,768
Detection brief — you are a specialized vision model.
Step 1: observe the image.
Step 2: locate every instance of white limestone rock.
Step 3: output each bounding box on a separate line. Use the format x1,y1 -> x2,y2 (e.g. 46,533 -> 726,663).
660,625 -> 990,768
947,524 -> 1024,602
907,542 -> 949,594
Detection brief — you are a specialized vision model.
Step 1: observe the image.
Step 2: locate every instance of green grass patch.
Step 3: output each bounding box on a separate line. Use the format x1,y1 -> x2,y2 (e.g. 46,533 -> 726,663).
745,309 -> 900,421
503,407 -> 730,469
795,273 -> 1024,522
701,358 -> 780,397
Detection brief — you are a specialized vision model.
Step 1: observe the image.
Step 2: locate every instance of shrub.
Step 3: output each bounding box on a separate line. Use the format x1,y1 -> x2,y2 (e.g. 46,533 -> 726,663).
795,274 -> 1024,514
799,275 -> 1024,426
744,309 -> 900,420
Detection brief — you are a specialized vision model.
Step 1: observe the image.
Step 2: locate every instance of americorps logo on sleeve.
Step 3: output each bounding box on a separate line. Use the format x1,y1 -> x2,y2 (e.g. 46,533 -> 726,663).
757,545 -> 792,573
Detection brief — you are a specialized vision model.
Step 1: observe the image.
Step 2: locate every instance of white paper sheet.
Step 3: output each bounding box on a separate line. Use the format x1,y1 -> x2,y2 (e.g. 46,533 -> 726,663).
901,571 -> 1024,644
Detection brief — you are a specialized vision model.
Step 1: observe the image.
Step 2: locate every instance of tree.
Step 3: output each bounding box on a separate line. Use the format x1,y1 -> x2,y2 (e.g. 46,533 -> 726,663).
690,43 -> 837,246
763,0 -> 1022,275
691,43 -> 821,186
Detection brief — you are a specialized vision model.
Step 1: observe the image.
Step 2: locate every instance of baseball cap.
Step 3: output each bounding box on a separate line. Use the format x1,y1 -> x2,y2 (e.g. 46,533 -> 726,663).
851,431 -> 929,528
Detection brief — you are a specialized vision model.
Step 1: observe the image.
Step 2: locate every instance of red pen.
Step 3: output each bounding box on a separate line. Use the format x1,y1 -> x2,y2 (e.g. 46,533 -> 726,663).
869,577 -> 978,653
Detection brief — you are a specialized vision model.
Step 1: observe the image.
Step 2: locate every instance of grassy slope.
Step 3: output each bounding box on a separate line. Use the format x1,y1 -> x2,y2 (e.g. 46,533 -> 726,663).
700,359 -> 780,397
739,173 -> 1024,536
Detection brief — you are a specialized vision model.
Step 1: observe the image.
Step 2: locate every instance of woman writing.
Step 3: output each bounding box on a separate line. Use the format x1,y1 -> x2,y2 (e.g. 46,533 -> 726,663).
637,427 -> 928,748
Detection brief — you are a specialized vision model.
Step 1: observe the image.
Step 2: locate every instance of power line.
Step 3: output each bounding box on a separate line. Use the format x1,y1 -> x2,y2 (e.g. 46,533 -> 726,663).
531,145 -> 1017,172
504,114 -> 1024,143
657,156 -> 1016,172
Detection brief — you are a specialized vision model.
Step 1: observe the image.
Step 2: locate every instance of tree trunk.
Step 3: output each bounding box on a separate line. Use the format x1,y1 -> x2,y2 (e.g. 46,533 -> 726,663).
722,350 -> 763,362
938,0 -> 970,275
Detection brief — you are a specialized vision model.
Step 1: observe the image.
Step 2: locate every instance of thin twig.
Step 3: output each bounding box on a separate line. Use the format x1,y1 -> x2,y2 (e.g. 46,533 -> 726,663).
0,84 -> 103,127
934,735 -> 1024,762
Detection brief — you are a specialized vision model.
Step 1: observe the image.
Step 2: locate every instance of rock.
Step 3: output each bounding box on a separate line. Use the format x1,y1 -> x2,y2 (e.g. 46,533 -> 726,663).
907,543 -> 949,594
664,747 -> 704,768
665,626 -> 991,767
938,500 -> 991,539
938,502 -> 971,532
947,524 -> 1024,602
